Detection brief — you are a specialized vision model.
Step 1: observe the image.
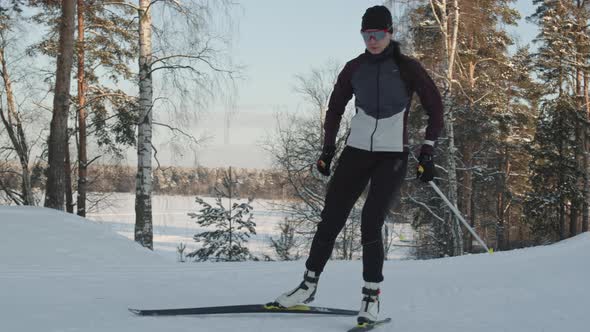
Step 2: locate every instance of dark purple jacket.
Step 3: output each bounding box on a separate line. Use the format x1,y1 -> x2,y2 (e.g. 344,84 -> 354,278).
324,41 -> 444,155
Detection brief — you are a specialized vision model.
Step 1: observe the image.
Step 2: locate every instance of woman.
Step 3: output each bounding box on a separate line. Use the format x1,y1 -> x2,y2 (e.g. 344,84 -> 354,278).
270,5 -> 443,326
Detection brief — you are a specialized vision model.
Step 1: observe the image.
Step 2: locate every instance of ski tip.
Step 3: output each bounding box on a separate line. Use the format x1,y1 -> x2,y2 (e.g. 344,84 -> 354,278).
128,308 -> 142,315
348,318 -> 392,332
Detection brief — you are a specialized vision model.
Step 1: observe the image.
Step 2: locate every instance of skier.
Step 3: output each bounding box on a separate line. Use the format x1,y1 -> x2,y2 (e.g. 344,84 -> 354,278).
270,5 -> 444,327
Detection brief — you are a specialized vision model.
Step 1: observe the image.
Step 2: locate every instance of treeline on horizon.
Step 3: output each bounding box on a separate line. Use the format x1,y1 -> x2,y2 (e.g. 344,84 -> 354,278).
0,162 -> 295,200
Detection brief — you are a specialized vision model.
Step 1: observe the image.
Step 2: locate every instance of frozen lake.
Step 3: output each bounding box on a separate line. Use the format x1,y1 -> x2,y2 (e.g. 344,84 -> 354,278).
86,193 -> 414,262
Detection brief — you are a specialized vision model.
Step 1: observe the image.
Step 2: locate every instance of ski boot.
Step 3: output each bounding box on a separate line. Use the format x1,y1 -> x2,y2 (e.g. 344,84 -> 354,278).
266,270 -> 319,309
357,282 -> 380,326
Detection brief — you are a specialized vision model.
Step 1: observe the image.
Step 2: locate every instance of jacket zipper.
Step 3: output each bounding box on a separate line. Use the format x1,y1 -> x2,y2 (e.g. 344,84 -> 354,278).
369,63 -> 381,152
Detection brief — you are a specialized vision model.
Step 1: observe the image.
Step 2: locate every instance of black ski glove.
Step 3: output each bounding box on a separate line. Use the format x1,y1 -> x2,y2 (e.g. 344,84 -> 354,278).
416,152 -> 435,182
316,145 -> 336,177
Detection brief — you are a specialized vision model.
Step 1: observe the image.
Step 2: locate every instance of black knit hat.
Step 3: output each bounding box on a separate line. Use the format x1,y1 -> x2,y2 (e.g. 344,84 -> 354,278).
362,5 -> 393,32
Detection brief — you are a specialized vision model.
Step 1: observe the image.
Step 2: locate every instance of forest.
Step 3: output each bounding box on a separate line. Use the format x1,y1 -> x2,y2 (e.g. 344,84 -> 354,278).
1,0 -> 589,260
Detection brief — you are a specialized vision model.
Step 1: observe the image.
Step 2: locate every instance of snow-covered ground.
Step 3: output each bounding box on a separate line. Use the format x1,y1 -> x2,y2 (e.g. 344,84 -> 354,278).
86,193 -> 289,260
86,193 -> 414,261
1,206 -> 588,332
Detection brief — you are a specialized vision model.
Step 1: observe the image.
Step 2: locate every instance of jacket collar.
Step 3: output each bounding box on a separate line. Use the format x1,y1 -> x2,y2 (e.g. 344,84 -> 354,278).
364,41 -> 397,63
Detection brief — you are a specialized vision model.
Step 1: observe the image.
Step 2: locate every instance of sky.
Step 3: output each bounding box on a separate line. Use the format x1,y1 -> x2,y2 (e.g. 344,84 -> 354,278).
12,1 -> 539,170
168,0 -> 539,170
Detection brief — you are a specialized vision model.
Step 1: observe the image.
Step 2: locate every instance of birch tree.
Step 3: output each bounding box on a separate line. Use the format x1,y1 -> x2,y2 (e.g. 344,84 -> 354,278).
0,9 -> 35,205
264,63 -> 364,260
408,0 -> 464,255
439,0 -> 462,254
0,10 -> 35,205
134,0 -> 154,249
294,61 -> 341,147
104,0 -> 238,250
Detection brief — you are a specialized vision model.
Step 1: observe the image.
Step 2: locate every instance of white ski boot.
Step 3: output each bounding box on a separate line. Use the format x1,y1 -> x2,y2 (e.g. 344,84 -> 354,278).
272,270 -> 319,308
357,282 -> 380,325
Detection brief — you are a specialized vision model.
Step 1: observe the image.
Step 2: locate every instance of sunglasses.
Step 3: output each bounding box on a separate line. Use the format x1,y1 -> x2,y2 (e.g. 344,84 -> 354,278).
360,29 -> 389,42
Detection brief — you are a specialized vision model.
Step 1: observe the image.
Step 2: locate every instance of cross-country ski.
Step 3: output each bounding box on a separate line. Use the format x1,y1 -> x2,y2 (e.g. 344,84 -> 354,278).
2,1 -> 590,332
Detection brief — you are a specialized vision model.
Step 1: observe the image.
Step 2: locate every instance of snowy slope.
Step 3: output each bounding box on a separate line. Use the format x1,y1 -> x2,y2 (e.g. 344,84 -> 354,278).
1,206 -> 588,332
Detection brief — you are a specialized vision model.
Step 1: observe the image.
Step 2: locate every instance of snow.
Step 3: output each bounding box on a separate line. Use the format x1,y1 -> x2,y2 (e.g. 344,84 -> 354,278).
85,193 -> 415,261
1,205 -> 589,332
86,193 -> 294,261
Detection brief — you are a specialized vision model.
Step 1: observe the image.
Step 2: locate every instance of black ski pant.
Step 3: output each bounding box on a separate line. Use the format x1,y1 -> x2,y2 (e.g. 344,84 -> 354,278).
305,146 -> 408,282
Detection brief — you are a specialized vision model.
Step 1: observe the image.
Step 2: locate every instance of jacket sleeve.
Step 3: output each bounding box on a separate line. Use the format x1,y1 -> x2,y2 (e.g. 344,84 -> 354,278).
323,61 -> 355,147
410,59 -> 444,155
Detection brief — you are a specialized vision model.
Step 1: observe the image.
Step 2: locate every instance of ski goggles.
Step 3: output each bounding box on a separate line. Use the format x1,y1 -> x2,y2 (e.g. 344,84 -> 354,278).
360,29 -> 389,42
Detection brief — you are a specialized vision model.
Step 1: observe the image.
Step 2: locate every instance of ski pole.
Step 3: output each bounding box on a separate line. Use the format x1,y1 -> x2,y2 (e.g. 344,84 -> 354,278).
427,181 -> 493,254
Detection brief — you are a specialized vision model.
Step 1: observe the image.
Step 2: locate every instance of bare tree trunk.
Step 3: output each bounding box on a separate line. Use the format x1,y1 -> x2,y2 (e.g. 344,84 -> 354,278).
506,205 -> 511,248
575,4 -> 590,234
443,105 -> 463,255
76,0 -> 88,217
0,41 -> 35,205
461,146 -> 472,251
135,0 -> 154,250
570,204 -> 578,237
559,202 -> 565,240
449,0 -> 463,256
65,139 -> 74,213
559,113 -> 566,240
584,70 -> 589,233
45,0 -> 77,210
576,67 -> 583,97
584,130 -> 589,233
228,166 -> 233,261
467,177 -> 476,252
572,64 -> 583,237
572,112 -> 583,237
432,0 -> 463,255
463,50 -> 477,253
340,225 -> 347,260
496,145 -> 511,250
496,191 -> 504,250
461,60 -> 478,253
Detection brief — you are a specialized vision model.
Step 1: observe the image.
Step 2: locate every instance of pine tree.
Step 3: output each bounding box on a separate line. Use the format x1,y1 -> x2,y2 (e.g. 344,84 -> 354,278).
187,169 -> 257,262
525,0 -> 590,241
30,0 -> 138,215
404,0 -> 544,253
525,99 -> 584,242
269,217 -> 301,261
0,1 -> 23,15
490,47 -> 541,249
453,1 -> 538,252
44,0 -> 76,210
